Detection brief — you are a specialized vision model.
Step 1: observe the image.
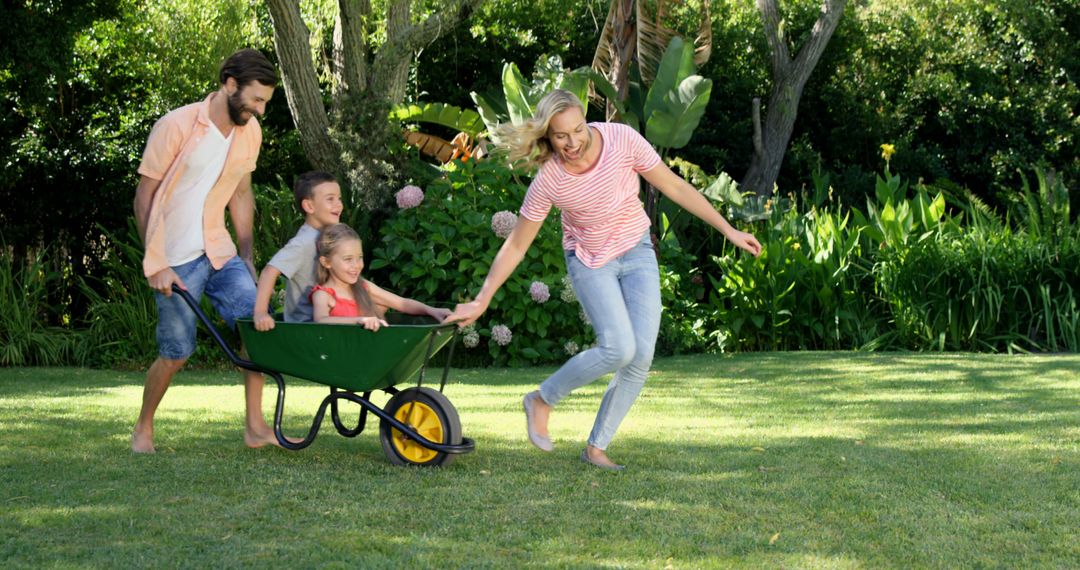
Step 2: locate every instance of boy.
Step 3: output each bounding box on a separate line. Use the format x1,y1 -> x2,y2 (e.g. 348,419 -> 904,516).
253,171 -> 343,331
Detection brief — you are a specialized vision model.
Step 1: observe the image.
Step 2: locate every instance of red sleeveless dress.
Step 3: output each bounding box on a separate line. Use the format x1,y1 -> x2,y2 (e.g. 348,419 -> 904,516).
309,285 -> 361,317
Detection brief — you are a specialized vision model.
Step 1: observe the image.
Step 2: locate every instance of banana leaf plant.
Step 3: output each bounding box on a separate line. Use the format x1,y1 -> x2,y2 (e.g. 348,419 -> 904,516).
471,55 -> 591,134
591,36 -> 714,229
390,102 -> 486,164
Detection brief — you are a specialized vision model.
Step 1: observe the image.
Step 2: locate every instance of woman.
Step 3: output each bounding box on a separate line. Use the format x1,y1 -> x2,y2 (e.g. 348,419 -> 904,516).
448,89 -> 761,470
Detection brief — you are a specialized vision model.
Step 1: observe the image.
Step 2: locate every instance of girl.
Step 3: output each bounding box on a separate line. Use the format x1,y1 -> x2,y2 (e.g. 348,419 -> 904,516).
448,89 -> 761,470
311,223 -> 450,329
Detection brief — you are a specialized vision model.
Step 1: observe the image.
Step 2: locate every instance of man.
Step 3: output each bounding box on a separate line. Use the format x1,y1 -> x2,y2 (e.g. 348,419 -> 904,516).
132,48 -> 279,453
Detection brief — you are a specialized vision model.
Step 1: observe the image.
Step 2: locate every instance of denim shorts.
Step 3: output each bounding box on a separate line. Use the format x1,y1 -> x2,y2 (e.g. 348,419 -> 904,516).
155,255 -> 256,360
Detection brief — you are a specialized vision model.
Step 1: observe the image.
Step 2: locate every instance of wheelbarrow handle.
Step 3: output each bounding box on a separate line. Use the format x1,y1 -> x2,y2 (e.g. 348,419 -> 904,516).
170,284 -> 269,375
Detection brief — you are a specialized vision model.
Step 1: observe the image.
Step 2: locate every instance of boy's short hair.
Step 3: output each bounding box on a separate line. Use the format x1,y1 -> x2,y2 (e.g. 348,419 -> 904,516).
293,170 -> 338,213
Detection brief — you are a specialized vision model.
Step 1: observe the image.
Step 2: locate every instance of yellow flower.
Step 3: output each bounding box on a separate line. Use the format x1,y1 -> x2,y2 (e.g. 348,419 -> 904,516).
880,143 -> 896,161
791,242 -> 801,250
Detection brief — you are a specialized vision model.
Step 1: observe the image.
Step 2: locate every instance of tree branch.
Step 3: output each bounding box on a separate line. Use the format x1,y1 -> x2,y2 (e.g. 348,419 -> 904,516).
791,0 -> 847,83
371,0 -> 483,104
751,97 -> 764,160
756,0 -> 790,77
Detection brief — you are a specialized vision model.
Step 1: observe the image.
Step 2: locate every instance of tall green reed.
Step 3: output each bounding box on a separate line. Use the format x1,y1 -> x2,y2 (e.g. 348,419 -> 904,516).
76,223 -> 159,367
708,187 -> 887,352
0,245 -> 80,365
875,168 -> 1078,352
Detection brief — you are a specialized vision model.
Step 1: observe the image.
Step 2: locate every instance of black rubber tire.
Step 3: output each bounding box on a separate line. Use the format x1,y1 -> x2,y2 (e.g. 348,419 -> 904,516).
379,387 -> 462,467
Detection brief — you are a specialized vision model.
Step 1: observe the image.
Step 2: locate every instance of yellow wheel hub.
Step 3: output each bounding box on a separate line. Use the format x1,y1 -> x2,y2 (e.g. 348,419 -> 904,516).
391,401 -> 444,463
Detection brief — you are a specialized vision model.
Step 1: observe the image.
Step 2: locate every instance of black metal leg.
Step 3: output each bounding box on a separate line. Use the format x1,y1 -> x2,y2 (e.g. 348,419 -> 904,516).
439,332 -> 458,393
330,387 -> 369,437
268,371 -> 319,450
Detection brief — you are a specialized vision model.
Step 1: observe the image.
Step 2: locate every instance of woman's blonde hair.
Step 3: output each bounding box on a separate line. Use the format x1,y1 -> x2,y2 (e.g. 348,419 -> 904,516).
496,89 -> 587,169
316,223 -> 377,316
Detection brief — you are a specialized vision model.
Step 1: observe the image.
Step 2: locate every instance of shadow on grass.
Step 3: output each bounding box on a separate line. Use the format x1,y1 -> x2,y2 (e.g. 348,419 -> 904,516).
2,353 -> 1079,567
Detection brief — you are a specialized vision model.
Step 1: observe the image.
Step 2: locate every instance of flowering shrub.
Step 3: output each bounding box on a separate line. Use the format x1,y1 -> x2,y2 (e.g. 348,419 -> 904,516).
490,324 -> 513,346
529,281 -> 550,303
369,158 -> 594,366
395,185 -> 424,209
491,210 -> 517,238
460,323 -> 481,348
558,275 -> 577,303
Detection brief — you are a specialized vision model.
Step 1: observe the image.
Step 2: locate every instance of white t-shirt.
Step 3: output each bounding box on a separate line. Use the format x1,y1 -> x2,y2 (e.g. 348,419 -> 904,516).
164,122 -> 234,266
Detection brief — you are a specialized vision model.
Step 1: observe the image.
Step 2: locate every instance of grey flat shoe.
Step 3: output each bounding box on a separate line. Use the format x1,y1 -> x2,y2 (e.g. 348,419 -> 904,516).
523,391 -> 554,452
580,448 -> 625,471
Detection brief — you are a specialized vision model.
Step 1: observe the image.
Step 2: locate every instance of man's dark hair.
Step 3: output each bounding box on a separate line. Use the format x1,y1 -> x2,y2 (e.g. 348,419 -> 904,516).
219,49 -> 277,88
294,171 -> 338,213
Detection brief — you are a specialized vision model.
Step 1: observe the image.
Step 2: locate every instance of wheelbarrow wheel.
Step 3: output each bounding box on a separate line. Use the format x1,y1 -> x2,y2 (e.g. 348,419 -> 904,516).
379,387 -> 462,467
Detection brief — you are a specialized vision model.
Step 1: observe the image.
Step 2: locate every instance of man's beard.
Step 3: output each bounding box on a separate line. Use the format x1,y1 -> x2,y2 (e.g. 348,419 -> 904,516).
227,90 -> 251,125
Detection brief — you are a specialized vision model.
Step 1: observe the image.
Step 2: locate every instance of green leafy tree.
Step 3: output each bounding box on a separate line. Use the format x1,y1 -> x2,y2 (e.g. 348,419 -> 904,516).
265,0 -> 483,213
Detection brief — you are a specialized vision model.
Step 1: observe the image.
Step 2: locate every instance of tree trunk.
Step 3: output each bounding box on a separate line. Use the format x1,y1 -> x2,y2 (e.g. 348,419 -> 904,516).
371,0 -> 411,104
371,0 -> 484,105
742,0 -> 846,197
266,0 -> 341,173
606,0 -> 636,121
268,0 -> 482,191
332,0 -> 371,112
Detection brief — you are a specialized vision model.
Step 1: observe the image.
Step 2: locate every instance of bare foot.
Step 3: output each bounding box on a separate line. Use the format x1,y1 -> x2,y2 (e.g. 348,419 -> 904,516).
131,428 -> 155,454
244,428 -> 303,449
582,445 -> 624,470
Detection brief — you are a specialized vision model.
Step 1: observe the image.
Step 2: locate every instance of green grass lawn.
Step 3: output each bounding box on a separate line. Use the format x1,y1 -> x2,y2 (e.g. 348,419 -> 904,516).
1,352 -> 1078,568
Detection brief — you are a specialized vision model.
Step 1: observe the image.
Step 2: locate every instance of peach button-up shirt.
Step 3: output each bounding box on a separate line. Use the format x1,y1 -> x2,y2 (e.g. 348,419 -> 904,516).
137,93 -> 262,277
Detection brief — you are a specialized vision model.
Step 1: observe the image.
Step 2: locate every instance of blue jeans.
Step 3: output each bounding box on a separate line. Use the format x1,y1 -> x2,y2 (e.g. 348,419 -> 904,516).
539,231 -> 661,450
155,255 -> 257,360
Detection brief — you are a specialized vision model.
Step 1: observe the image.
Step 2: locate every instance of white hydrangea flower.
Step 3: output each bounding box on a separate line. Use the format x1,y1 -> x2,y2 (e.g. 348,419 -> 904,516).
490,324 -> 512,346
491,211 -> 518,238
559,274 -> 577,303
529,281 -> 550,303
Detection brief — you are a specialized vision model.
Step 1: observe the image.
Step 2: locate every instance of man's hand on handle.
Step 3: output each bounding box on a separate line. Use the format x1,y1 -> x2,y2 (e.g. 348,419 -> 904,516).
148,268 -> 186,297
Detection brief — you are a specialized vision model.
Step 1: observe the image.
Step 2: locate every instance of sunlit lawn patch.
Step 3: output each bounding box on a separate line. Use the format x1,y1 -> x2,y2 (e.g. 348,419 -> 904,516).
1,352 -> 1077,568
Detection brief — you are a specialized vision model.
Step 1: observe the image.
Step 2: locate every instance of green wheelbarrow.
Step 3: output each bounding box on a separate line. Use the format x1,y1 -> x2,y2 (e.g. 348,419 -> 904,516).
172,285 -> 474,467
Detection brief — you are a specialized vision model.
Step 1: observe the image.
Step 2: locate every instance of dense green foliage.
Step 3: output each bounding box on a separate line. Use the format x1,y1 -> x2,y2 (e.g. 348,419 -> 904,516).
413,0 -> 606,112
369,158 -> 595,366
686,0 -> 1080,208
0,0 -> 1077,366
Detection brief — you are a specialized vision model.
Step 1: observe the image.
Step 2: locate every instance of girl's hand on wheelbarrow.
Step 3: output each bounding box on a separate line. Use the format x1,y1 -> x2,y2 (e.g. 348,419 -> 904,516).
253,311 -> 276,332
357,316 -> 389,331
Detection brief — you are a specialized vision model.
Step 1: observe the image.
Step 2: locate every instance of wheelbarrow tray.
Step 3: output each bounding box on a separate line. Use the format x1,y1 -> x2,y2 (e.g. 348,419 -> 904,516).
236,315 -> 455,392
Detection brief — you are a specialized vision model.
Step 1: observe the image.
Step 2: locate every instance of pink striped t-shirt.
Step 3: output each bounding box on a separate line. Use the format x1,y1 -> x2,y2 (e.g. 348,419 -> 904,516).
519,122 -> 661,268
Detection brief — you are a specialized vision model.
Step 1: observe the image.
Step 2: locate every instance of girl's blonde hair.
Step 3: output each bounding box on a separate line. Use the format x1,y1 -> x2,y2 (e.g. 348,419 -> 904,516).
316,223 -> 377,316
496,89 -> 588,169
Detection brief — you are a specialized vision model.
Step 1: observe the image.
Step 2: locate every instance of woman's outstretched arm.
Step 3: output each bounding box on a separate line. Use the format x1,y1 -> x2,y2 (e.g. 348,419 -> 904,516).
641,163 -> 762,257
447,218 -> 544,326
